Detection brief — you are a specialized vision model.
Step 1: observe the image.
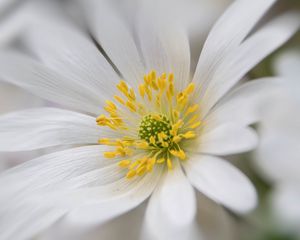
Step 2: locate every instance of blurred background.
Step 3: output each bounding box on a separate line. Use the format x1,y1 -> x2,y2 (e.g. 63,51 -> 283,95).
0,0 -> 299,239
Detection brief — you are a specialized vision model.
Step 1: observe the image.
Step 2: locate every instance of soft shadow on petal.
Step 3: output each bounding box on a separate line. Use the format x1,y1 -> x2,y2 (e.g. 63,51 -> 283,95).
0,145 -> 162,240
0,51 -> 105,115
184,154 -> 257,214
137,0 -> 191,90
193,0 -> 277,92
189,123 -> 258,156
39,203 -> 146,240
205,78 -> 282,127
200,12 -> 300,115
141,160 -> 198,240
0,108 -> 118,151
23,9 -> 120,107
81,0 -> 145,87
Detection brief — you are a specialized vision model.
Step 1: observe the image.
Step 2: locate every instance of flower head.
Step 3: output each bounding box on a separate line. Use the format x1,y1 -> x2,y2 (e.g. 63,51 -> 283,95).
0,0 -> 299,239
97,71 -> 201,178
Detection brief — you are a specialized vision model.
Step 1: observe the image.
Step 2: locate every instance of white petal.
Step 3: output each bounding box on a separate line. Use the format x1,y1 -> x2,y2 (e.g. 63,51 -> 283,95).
0,81 -> 44,113
200,12 -> 300,115
0,145 -> 162,239
0,51 -> 102,114
273,49 -> 300,101
23,15 -> 120,107
65,167 -> 162,227
82,0 -> 145,86
153,161 -> 196,223
192,123 -> 258,156
271,184 -> 300,232
142,160 -> 197,240
184,154 -> 257,213
0,203 -> 68,240
0,145 -> 118,240
193,0 -> 277,92
0,108 -> 114,151
137,1 -> 190,90
254,119 -> 300,183
40,204 -> 146,240
205,78 -> 282,127
0,146 -> 119,204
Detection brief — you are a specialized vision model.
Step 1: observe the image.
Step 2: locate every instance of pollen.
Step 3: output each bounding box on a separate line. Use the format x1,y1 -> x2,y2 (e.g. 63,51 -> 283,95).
96,71 -> 202,179
138,114 -> 172,148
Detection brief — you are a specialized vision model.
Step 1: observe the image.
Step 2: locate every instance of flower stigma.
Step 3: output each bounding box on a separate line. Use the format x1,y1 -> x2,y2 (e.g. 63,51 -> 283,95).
96,71 -> 202,179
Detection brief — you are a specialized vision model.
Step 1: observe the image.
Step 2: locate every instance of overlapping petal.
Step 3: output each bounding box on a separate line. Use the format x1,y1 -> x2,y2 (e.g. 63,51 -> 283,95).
184,154 -> 257,213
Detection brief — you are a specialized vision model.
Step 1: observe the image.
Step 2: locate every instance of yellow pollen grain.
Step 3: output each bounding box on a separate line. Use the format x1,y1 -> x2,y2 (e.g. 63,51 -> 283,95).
126,101 -> 136,112
184,83 -> 195,95
182,131 -> 196,139
135,141 -> 149,149
126,170 -> 136,179
137,166 -> 146,176
189,121 -> 202,129
173,135 -> 182,143
139,84 -> 146,98
170,149 -> 186,160
118,160 -> 131,168
167,158 -> 173,170
149,136 -> 156,145
114,95 -> 125,105
157,158 -> 166,164
104,152 -> 117,159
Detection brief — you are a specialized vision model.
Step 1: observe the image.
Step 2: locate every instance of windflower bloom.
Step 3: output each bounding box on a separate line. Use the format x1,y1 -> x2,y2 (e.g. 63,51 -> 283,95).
0,0 -> 299,239
254,50 -> 300,235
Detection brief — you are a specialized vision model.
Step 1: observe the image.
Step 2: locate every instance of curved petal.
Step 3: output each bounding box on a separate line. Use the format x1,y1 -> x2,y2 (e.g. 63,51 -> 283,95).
23,14 -> 120,108
200,12 -> 300,115
142,160 -> 197,240
41,203 -> 146,240
0,145 -> 162,240
0,145 -> 117,240
252,80 -> 300,182
0,146 -> 119,204
0,51 -> 104,115
193,0 -> 277,93
190,124 -> 258,156
274,49 -> 300,78
271,184 -> 300,232
184,154 -> 257,213
0,108 -> 115,151
274,49 -> 300,101
205,78 -> 282,127
65,167 -> 162,227
137,0 -> 190,90
81,0 -> 145,86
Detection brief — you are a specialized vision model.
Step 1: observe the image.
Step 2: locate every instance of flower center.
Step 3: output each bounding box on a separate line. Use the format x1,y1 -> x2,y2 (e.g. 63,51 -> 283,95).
138,114 -> 172,148
96,71 -> 202,179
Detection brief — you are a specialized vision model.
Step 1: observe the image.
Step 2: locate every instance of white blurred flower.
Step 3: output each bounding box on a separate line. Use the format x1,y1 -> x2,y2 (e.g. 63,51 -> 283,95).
254,49 -> 300,234
0,0 -> 298,239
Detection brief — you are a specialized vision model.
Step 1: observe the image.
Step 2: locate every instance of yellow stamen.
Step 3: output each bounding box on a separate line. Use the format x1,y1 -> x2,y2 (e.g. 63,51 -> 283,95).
167,158 -> 173,170
181,131 -> 196,139
104,152 -> 117,159
96,71 -> 201,179
126,170 -> 136,179
118,160 -> 131,168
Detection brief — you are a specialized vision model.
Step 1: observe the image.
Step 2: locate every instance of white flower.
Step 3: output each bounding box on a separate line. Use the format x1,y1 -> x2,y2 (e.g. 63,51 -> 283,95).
254,50 -> 300,234
0,0 -> 299,239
